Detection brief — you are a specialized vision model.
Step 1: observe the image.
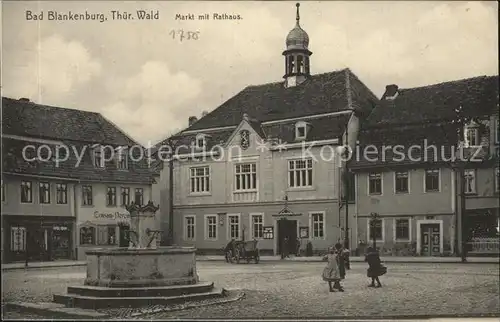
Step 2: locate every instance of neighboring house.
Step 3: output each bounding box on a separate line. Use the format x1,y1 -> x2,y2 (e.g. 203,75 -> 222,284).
349,76 -> 499,256
1,97 -> 156,262
154,4 -> 378,255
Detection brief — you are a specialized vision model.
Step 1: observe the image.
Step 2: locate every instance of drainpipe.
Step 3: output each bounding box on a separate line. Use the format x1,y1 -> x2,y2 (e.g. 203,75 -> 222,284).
73,180 -> 80,260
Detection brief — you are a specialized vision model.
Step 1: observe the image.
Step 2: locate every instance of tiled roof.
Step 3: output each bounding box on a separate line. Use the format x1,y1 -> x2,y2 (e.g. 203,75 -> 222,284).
155,68 -> 378,151
2,138 -> 155,184
350,75 -> 499,170
184,68 -> 378,131
366,75 -> 499,127
2,97 -> 138,146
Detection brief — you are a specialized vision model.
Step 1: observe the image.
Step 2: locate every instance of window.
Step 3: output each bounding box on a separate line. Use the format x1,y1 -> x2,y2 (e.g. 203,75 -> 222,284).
464,169 -> 476,194
190,167 -> 210,193
97,225 -> 117,245
107,187 -> 117,206
295,122 -> 307,140
56,183 -> 67,204
116,148 -> 128,170
121,187 -> 130,206
93,147 -> 104,168
196,134 -> 206,149
395,171 -> 409,194
311,212 -> 325,239
2,180 -> 6,202
10,226 -> 26,252
395,219 -> 410,241
82,185 -> 93,206
288,159 -> 313,188
368,173 -> 382,195
464,126 -> 480,147
184,216 -> 195,240
205,215 -> 217,240
228,215 -> 240,240
368,219 -> 383,241
80,226 -> 95,245
235,163 -> 257,191
134,188 -> 144,205
20,181 -> 32,203
251,214 -> 264,239
39,182 -> 50,204
425,169 -> 440,192
495,168 -> 499,192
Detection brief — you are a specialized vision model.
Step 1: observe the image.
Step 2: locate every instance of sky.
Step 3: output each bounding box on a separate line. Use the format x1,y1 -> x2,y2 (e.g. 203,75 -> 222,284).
2,1 -> 498,146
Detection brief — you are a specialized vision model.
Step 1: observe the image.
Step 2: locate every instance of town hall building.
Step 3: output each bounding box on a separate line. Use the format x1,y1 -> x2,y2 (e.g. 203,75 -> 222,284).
155,3 -> 378,255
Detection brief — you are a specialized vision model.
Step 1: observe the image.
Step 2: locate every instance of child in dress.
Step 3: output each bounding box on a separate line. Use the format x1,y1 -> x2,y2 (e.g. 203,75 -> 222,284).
322,244 -> 345,292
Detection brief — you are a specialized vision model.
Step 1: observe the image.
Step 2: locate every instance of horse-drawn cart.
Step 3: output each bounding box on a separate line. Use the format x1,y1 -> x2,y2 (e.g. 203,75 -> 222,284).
225,239 -> 260,264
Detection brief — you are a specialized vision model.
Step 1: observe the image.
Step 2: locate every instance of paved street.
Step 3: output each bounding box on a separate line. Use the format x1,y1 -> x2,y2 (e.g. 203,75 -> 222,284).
2,261 -> 499,319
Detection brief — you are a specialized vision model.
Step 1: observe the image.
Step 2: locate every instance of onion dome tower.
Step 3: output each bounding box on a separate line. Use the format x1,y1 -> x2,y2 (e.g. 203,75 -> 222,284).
283,3 -> 312,88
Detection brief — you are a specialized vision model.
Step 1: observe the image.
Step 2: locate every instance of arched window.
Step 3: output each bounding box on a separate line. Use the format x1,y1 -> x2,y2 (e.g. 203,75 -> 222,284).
297,55 -> 304,74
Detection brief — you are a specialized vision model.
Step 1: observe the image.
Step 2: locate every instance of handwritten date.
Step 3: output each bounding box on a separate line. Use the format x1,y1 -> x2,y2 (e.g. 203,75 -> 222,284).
170,29 -> 200,42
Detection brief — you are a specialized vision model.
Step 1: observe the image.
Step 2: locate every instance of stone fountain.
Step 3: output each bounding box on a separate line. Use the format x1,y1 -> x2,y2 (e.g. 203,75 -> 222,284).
53,201 -> 226,310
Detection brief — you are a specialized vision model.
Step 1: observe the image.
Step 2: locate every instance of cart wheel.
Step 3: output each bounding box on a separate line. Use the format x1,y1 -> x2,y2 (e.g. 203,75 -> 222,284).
235,250 -> 241,264
246,257 -> 251,264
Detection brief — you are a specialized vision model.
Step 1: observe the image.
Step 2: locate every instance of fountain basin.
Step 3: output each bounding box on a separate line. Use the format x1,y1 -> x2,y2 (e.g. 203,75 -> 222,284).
84,246 -> 199,288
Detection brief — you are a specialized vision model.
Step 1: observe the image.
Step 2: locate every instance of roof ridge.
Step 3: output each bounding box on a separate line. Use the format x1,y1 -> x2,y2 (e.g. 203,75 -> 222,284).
2,96 -> 101,115
399,75 -> 498,92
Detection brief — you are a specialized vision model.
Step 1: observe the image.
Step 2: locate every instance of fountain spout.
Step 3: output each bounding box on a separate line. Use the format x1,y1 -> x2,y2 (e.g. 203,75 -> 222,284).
125,201 -> 161,249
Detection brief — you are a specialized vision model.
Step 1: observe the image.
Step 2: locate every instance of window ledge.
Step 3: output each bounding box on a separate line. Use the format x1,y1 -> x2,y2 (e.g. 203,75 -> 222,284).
233,190 -> 258,194
287,186 -> 315,192
464,193 -> 478,196
395,191 -> 409,195
368,193 -> 382,196
81,205 -> 95,208
189,192 -> 212,197
424,190 -> 440,193
395,239 -> 411,243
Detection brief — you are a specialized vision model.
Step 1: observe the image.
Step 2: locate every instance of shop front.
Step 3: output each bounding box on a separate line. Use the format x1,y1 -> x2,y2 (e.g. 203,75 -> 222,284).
2,215 -> 75,263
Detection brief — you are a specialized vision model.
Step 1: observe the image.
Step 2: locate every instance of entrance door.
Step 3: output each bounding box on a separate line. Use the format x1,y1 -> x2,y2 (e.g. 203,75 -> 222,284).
277,219 -> 297,255
27,228 -> 46,261
421,223 -> 441,256
118,224 -> 130,247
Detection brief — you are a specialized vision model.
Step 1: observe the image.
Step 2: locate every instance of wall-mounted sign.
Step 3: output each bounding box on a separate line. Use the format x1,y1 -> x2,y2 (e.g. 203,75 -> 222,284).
299,226 -> 309,239
94,211 -> 130,220
263,226 -> 274,239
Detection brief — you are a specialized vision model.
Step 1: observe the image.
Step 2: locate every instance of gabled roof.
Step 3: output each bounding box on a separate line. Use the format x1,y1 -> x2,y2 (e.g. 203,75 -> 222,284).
2,97 -> 138,146
183,68 -> 378,131
155,68 -> 378,151
350,75 -> 499,170
2,138 -> 155,184
366,75 -> 499,128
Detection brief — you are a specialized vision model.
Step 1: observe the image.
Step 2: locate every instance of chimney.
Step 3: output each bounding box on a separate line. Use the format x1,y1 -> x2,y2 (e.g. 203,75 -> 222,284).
19,97 -> 30,102
201,111 -> 208,118
188,116 -> 198,126
383,84 -> 399,100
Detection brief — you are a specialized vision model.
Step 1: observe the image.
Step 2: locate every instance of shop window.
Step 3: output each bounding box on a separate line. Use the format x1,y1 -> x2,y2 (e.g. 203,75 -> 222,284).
80,226 -> 95,245
97,225 -> 117,245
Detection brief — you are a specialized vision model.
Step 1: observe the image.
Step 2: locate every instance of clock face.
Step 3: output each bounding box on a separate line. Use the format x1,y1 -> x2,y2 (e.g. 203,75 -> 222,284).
240,130 -> 250,150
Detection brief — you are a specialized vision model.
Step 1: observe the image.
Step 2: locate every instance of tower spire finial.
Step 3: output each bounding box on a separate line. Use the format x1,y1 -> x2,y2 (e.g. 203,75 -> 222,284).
296,3 -> 300,25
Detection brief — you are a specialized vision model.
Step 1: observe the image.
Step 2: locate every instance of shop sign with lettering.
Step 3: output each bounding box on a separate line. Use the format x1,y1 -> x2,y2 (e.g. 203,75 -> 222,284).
94,211 -> 130,220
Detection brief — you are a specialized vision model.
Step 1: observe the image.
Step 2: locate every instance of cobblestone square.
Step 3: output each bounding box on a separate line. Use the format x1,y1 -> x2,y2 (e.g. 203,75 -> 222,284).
2,261 -> 499,319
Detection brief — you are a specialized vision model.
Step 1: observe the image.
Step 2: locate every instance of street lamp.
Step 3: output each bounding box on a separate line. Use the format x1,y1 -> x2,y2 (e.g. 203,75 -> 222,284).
369,212 -> 381,250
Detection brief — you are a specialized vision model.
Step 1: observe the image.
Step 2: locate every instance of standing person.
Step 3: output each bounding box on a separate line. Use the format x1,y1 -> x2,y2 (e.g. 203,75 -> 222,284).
224,239 -> 235,263
322,245 -> 345,292
365,246 -> 386,287
281,237 -> 290,259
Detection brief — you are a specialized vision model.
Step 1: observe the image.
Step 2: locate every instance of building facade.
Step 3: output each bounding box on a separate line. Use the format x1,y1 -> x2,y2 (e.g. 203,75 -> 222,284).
155,4 -> 378,255
350,77 -> 499,256
2,97 -> 156,263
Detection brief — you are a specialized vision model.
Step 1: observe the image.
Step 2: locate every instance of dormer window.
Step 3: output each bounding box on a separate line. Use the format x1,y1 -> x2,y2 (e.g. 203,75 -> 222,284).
464,122 -> 480,147
295,121 -> 308,140
92,145 -> 105,168
196,134 -> 207,149
116,147 -> 128,170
